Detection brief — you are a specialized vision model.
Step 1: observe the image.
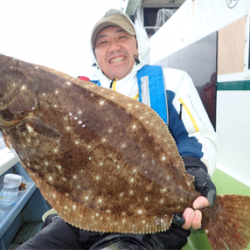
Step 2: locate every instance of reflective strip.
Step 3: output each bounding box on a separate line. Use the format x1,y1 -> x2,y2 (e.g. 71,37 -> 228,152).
141,76 -> 151,106
112,78 -> 138,100
112,78 -> 118,91
133,93 -> 139,100
178,98 -> 199,132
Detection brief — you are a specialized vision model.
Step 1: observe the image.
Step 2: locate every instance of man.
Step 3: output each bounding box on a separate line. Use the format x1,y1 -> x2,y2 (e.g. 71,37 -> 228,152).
17,9 -> 217,250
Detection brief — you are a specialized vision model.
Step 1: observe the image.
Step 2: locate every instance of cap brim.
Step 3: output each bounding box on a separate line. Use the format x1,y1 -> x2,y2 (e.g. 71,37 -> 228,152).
91,14 -> 136,49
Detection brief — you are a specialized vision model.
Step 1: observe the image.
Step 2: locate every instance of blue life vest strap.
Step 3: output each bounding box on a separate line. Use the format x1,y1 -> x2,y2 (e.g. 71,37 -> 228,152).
137,65 -> 168,125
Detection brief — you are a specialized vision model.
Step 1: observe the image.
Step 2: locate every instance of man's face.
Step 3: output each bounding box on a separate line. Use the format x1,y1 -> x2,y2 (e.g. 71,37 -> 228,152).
94,26 -> 138,80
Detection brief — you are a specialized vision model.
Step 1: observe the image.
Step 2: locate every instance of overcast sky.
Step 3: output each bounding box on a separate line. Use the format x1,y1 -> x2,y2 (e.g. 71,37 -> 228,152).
0,0 -> 121,78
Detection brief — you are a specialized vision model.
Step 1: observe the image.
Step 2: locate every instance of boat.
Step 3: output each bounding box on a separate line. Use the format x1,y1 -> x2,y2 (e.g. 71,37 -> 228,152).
0,0 -> 250,249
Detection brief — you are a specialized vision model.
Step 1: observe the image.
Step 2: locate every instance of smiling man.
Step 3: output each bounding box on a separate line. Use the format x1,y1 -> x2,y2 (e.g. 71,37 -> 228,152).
94,26 -> 138,80
16,9 -> 217,250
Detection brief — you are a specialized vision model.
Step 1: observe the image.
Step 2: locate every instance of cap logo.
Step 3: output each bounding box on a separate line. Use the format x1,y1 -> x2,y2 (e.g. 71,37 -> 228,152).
226,0 -> 239,8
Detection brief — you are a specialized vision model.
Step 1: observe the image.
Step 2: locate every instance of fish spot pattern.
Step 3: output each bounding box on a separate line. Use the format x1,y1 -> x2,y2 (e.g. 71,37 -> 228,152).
0,55 -> 201,235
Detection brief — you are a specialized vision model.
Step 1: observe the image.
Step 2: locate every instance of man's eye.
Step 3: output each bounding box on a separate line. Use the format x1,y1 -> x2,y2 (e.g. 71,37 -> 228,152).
99,41 -> 107,45
96,40 -> 107,47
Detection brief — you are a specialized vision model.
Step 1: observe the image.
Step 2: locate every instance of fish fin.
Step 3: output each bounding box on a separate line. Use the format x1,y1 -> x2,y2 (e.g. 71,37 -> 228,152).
202,195 -> 250,250
27,166 -> 171,234
25,119 -> 61,138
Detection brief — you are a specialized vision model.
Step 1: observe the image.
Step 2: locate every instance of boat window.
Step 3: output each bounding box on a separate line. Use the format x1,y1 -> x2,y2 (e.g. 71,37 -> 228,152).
143,8 -> 177,37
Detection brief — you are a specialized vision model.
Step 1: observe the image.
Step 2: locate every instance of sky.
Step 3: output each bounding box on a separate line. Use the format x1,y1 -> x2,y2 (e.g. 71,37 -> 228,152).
0,0 -> 121,78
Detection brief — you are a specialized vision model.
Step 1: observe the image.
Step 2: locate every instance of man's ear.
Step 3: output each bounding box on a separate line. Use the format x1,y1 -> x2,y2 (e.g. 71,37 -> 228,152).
135,35 -> 138,49
134,55 -> 140,65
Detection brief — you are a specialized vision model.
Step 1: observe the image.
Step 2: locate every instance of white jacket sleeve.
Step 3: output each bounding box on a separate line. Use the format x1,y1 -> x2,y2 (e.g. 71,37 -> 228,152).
163,68 -> 217,176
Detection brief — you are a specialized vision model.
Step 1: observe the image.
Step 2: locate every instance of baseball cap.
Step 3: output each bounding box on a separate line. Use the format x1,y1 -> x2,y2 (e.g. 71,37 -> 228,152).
91,10 -> 136,49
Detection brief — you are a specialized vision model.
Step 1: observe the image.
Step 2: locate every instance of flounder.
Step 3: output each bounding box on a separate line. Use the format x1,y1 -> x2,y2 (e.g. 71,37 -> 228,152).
0,53 -> 250,250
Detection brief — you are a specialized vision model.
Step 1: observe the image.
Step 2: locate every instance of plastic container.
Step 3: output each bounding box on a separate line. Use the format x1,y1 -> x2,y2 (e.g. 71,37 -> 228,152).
0,174 -> 24,206
0,205 -> 11,220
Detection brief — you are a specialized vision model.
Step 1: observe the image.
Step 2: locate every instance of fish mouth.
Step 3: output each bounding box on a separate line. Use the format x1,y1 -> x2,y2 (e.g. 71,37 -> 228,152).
109,56 -> 126,64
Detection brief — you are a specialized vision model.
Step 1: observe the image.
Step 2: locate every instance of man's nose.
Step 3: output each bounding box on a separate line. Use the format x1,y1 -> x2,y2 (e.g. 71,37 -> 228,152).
108,39 -> 121,51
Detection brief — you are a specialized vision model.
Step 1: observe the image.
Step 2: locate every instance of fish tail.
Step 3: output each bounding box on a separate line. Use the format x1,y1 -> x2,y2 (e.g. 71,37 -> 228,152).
201,195 -> 250,250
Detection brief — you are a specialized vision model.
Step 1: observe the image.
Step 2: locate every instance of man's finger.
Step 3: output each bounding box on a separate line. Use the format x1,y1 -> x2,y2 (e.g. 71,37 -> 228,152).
182,208 -> 194,230
193,196 -> 210,210
191,210 -> 202,230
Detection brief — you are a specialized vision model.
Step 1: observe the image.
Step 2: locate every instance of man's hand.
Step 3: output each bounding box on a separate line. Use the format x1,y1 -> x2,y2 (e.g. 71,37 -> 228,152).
180,156 -> 216,230
182,196 -> 210,230
171,156 -> 217,230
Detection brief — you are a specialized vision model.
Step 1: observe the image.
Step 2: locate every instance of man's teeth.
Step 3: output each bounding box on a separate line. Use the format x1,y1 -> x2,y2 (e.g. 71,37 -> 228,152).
110,57 -> 125,63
